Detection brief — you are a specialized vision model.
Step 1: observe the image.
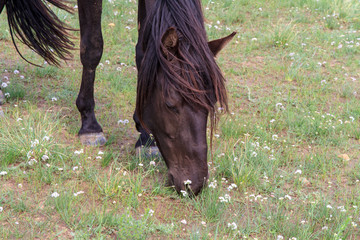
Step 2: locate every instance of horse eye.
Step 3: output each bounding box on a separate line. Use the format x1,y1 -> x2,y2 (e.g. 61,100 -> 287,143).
165,102 -> 178,112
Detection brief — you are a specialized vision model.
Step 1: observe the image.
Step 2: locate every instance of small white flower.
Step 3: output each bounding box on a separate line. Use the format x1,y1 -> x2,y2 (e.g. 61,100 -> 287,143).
227,222 -> 237,230
227,183 -> 237,191
28,158 -> 37,165
73,166 -> 79,171
294,169 -> 302,174
338,44 -> 343,49
51,192 -> 60,198
251,38 -> 258,41
138,163 -> 143,167
184,179 -> 192,185
117,119 -> 129,125
4,92 -> 10,98
14,70 -> 19,74
201,221 -> 206,225
209,180 -> 217,188
98,151 -> 104,155
326,204 -> 333,209
16,118 -> 23,122
272,134 -> 278,140
31,139 -> 39,148
18,184 -> 22,188
219,194 -> 231,203
285,194 -> 292,200
96,156 -> 102,160
1,82 -> 8,88
0,171 -> 8,176
51,97 -> 58,102
0,207 -> 3,212
322,226 -> 328,230
270,119 -> 276,123
148,209 -> 154,216
149,161 -> 156,166
41,155 -> 49,161
180,190 -> 188,197
181,219 -> 187,224
73,191 -> 85,197
42,136 -> 50,141
74,149 -> 84,154
277,235 -> 284,240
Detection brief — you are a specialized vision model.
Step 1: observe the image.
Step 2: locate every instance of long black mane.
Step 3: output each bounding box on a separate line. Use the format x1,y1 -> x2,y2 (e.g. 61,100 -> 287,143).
136,0 -> 228,128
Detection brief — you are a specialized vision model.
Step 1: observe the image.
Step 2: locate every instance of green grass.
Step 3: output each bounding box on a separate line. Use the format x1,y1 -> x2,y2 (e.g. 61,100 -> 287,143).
1,0 -> 360,239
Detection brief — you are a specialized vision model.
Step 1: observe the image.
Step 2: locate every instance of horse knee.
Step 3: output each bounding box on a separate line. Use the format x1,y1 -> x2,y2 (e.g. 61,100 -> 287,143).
80,35 -> 103,69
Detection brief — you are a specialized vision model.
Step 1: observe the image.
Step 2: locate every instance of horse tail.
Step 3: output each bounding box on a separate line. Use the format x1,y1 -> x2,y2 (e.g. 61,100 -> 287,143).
5,0 -> 75,66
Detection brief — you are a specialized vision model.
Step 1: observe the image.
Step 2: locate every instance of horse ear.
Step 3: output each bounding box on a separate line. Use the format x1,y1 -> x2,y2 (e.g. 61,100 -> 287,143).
161,27 -> 178,56
208,32 -> 236,57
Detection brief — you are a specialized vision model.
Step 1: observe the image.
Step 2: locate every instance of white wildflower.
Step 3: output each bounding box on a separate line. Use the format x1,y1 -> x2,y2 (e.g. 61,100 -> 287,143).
294,169 -> 302,174
180,190 -> 188,197
148,209 -> 154,216
184,179 -> 192,185
74,149 -> 84,154
118,119 -> 129,125
227,222 -> 237,230
73,191 -> 85,197
51,192 -> 60,198
181,219 -> 187,224
41,155 -> 49,161
42,136 -> 50,141
219,194 -> 231,203
0,171 -> 8,176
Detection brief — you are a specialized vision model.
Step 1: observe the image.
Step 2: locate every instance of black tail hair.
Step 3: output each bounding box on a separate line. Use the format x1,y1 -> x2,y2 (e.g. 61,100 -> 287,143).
5,0 -> 75,66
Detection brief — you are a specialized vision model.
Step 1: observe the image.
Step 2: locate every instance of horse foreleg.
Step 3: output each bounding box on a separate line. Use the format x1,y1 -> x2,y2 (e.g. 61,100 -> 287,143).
76,0 -> 106,146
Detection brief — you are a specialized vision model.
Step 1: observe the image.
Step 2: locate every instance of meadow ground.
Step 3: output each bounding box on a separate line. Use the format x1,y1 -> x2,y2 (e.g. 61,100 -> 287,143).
1,0 -> 360,239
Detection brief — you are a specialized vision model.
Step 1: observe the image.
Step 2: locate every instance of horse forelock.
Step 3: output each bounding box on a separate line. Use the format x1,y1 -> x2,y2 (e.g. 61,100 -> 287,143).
136,0 -> 228,129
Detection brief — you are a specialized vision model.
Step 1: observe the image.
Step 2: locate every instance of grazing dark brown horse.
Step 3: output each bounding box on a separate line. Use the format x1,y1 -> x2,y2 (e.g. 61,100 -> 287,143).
1,0 -> 235,195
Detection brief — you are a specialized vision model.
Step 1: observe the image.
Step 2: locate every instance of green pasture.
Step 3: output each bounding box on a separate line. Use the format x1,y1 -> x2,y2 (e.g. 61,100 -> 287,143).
1,0 -> 360,239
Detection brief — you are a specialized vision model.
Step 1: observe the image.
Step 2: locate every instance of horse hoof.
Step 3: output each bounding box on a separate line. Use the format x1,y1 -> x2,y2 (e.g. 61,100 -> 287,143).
79,132 -> 107,146
136,146 -> 162,159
